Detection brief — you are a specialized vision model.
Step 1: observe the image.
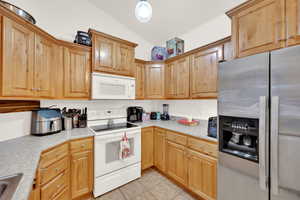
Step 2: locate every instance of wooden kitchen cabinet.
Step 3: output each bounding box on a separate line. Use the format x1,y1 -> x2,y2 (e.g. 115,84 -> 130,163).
154,128 -> 166,172
223,39 -> 234,61
165,57 -> 189,99
134,60 -> 145,99
166,140 -> 188,186
187,149 -> 217,200
190,47 -> 221,98
89,29 -> 137,76
2,16 -> 35,97
63,45 -> 91,99
145,63 -> 165,99
70,137 -> 93,200
141,127 -> 154,170
286,0 -> 300,46
227,0 -> 286,58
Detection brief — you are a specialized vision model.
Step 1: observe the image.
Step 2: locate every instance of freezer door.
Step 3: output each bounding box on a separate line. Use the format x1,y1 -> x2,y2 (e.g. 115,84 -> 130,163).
218,53 -> 269,200
271,46 -> 300,200
218,53 -> 269,118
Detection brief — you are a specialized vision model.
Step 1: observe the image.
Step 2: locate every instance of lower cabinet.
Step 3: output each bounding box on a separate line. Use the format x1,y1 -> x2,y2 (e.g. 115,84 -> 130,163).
154,128 -> 166,172
70,151 -> 93,199
187,149 -> 217,200
141,127 -> 154,170
165,140 -> 187,186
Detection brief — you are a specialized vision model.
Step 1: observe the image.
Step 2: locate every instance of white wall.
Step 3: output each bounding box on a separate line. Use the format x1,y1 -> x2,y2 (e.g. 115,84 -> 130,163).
153,100 -> 217,120
0,112 -> 32,141
177,14 -> 232,52
6,0 -> 153,60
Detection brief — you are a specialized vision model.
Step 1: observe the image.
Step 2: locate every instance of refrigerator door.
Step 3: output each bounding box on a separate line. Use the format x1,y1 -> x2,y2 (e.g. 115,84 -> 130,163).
270,46 -> 300,200
218,53 -> 269,200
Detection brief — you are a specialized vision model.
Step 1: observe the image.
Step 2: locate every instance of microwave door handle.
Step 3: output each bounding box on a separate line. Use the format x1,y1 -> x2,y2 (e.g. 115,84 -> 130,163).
271,96 -> 279,195
259,96 -> 268,190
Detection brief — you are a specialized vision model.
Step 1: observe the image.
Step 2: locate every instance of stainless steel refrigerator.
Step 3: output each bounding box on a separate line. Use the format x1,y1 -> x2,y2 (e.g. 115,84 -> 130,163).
217,45 -> 300,200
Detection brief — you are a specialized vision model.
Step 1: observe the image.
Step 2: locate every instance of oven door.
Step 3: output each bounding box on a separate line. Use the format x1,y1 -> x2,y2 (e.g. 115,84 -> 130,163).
94,129 -> 141,178
92,73 -> 135,100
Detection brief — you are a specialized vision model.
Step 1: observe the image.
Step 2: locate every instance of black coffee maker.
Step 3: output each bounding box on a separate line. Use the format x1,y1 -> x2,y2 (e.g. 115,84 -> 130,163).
127,107 -> 143,122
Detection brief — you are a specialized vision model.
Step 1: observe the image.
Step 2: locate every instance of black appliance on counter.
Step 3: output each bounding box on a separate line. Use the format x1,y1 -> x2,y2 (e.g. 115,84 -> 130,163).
127,107 -> 143,122
161,104 -> 170,120
208,117 -> 217,138
74,31 -> 92,46
150,112 -> 157,120
219,116 -> 259,162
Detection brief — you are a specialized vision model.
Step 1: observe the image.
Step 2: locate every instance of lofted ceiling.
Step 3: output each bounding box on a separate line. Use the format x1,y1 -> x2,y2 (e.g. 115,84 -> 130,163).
88,0 -> 245,45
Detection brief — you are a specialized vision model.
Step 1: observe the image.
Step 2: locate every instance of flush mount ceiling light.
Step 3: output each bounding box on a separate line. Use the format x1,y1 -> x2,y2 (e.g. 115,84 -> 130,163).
135,0 -> 152,23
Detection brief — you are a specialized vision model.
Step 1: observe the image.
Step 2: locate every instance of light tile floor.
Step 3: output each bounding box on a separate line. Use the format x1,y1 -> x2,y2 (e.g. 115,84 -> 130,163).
94,168 -> 197,200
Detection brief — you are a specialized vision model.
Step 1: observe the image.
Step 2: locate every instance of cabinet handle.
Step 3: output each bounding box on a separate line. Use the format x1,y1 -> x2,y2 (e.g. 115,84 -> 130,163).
55,168 -> 60,172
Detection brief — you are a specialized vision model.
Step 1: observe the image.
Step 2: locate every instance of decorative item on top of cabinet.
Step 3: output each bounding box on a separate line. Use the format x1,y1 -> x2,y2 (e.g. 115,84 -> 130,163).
190,46 -> 222,99
154,127 -> 166,172
286,0 -> 300,46
141,127 -> 154,170
227,0 -> 286,58
187,149 -> 217,200
70,137 -> 93,200
134,59 -> 146,99
145,62 -> 165,99
89,29 -> 137,77
63,43 -> 91,99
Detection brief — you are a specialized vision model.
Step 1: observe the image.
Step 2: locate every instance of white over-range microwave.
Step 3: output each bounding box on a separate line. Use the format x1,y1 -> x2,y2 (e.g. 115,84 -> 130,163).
92,72 -> 136,100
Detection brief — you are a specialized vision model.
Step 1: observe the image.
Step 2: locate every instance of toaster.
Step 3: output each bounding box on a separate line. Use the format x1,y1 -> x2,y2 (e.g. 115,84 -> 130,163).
31,108 -> 62,136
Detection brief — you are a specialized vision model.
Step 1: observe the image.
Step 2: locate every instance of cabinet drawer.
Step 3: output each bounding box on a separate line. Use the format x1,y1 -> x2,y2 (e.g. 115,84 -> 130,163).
40,143 -> 69,168
166,131 -> 187,146
70,137 -> 93,153
39,156 -> 69,185
52,187 -> 69,200
187,137 -> 218,157
41,171 -> 69,200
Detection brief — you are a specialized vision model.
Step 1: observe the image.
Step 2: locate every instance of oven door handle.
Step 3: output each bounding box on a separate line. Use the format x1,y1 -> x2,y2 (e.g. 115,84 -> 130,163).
95,130 -> 140,140
259,96 -> 268,191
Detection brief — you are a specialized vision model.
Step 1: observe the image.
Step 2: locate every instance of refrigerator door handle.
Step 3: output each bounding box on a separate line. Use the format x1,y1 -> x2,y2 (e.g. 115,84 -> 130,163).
259,96 -> 267,190
271,96 -> 279,195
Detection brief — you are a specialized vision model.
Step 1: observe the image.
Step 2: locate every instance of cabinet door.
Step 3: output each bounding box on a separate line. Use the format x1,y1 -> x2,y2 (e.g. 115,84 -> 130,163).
28,186 -> 40,200
286,0 -> 300,46
135,62 -> 145,99
190,47 -> 220,98
115,44 -> 134,76
231,0 -> 285,58
187,149 -> 217,200
165,62 -> 177,98
223,40 -> 234,61
166,140 -> 187,186
71,151 -> 93,199
64,47 -> 91,98
141,127 -> 154,170
154,128 -> 166,172
35,35 -> 55,98
145,64 -> 165,99
176,57 -> 190,98
93,36 -> 115,72
2,17 -> 35,97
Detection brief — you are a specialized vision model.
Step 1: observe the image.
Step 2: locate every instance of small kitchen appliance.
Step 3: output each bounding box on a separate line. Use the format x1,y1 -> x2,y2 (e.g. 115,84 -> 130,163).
31,108 -> 62,136
161,104 -> 170,120
150,112 -> 157,120
127,107 -> 143,122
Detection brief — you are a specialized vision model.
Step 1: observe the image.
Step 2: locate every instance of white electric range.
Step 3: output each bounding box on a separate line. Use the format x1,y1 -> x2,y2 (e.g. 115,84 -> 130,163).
88,110 -> 141,197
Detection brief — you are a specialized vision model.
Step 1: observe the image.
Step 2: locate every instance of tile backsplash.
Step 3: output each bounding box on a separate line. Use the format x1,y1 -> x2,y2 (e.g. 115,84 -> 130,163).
0,99 -> 217,142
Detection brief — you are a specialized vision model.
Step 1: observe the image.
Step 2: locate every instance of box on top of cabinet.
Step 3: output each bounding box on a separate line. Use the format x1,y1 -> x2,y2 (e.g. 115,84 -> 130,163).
166,37 -> 184,58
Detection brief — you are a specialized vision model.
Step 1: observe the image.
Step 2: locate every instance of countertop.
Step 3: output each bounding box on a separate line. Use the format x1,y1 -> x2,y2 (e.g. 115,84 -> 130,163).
0,128 -> 94,200
0,118 -> 216,200
133,118 -> 218,143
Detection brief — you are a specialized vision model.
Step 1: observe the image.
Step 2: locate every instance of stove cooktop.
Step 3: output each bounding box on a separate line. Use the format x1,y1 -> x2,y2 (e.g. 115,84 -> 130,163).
90,123 -> 139,133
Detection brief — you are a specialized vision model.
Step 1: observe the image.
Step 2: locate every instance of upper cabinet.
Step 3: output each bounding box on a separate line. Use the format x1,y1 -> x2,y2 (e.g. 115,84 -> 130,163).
145,63 -> 165,99
89,29 -> 137,77
190,46 -> 222,99
165,57 -> 189,99
227,0 -> 286,58
286,0 -> 300,46
63,44 -> 91,99
134,60 -> 146,99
